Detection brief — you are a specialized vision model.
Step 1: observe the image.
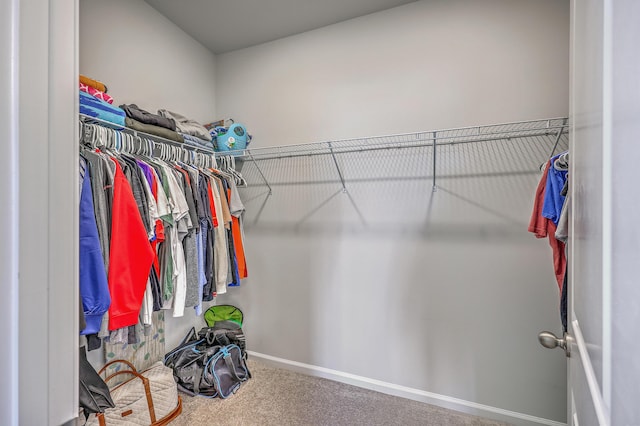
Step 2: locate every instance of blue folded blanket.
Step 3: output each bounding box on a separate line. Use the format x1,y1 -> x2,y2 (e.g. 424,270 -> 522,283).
79,91 -> 126,127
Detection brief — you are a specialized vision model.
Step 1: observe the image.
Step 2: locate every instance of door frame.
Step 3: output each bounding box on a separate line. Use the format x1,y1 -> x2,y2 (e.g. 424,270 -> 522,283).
568,0 -> 611,423
1,0 -> 80,424
0,0 -> 21,423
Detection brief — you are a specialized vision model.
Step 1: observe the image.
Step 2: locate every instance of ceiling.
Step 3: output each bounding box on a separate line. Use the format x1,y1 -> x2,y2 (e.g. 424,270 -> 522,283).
145,0 -> 418,54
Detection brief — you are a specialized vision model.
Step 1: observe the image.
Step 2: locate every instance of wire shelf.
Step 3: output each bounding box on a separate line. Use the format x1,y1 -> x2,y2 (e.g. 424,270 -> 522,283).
225,117 -> 567,160
79,113 -> 218,155
235,117 -> 569,234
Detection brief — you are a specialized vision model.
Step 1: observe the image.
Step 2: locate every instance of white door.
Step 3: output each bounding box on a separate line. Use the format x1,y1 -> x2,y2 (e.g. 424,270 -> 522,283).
552,1 -> 640,425
567,0 -> 610,423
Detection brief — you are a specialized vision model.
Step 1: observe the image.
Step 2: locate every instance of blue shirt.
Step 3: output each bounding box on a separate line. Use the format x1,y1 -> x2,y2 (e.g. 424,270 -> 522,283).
542,154 -> 568,225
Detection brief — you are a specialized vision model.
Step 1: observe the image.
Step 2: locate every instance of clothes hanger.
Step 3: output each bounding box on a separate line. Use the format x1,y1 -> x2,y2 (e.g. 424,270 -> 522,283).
99,127 -> 118,157
93,125 -> 102,148
96,126 -> 110,150
127,133 -> 135,154
122,133 -> 131,154
222,155 -> 246,186
159,143 -> 167,161
148,139 -> 154,157
134,135 -> 144,156
234,157 -> 247,187
79,121 -> 87,146
82,123 -> 99,149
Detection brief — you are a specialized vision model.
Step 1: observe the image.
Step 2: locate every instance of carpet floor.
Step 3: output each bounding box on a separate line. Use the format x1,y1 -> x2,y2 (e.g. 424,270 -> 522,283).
171,359 -> 511,426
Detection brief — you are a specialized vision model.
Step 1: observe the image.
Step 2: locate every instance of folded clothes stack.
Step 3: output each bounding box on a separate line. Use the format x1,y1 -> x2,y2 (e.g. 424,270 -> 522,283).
78,75 -> 240,148
125,117 -> 184,143
79,74 -> 113,104
80,91 -> 126,128
158,109 -> 212,141
80,83 -> 114,104
181,133 -> 215,150
120,104 -> 184,142
120,104 -> 176,131
80,75 -> 108,93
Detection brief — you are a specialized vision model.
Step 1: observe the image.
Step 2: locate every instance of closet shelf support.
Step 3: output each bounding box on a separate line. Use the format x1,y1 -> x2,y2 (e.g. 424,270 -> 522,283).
328,142 -> 347,193
249,152 -> 272,196
328,142 -> 367,226
432,131 -> 437,192
548,118 -> 568,159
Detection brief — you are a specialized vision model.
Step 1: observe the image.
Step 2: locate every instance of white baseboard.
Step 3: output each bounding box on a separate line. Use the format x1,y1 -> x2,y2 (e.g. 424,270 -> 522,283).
248,351 -> 567,426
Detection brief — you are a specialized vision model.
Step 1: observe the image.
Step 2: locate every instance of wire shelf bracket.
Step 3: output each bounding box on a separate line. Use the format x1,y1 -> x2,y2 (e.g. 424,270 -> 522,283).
328,141 -> 367,226
248,151 -> 272,196
548,117 -> 568,159
431,131 -> 437,192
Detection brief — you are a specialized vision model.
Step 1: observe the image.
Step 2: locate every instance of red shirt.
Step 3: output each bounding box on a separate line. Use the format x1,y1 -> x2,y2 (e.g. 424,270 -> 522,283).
107,159 -> 155,330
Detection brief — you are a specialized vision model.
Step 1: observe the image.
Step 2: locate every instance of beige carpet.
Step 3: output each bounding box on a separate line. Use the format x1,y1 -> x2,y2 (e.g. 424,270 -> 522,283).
171,359 -> 511,426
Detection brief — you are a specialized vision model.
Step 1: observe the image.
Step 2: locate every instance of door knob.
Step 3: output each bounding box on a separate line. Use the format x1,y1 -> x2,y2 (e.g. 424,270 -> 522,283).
538,331 -> 572,357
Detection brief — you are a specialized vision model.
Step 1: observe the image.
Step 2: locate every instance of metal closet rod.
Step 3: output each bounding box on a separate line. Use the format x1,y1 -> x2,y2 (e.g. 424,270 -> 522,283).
236,129 -> 568,162
78,113 -> 219,156
238,130 -> 566,161
241,169 -> 543,188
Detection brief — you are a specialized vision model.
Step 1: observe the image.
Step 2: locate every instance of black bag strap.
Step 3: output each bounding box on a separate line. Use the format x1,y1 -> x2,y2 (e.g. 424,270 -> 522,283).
205,329 -> 218,346
164,334 -> 203,364
180,327 -> 198,346
243,351 -> 252,379
193,365 -> 203,396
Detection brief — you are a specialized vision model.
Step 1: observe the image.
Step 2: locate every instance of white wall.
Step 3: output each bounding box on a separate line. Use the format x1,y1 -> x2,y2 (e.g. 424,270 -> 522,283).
80,0 -> 216,123
79,0 -> 217,353
216,0 -> 569,146
215,0 -> 569,423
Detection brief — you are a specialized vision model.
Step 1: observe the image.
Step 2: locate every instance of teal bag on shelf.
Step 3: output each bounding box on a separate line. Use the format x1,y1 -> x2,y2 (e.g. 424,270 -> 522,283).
215,123 -> 249,152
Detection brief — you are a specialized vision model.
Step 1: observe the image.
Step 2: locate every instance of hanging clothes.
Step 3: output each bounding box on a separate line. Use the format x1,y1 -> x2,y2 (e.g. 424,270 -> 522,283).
542,153 -> 569,226
174,165 -> 200,308
79,120 -> 250,349
81,149 -> 113,269
554,153 -> 570,243
79,159 -> 111,335
107,158 -> 155,330
228,178 -> 248,280
529,160 -> 566,290
208,172 -> 230,294
157,162 -> 191,317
